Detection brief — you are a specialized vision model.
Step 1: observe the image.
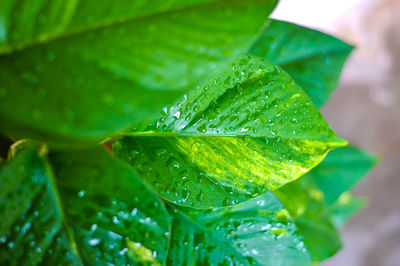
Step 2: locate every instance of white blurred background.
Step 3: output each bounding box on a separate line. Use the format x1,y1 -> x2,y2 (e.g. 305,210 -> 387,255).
272,0 -> 400,265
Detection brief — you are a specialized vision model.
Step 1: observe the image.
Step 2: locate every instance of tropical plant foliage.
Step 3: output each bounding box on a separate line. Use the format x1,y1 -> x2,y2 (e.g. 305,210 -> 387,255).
0,0 -> 376,265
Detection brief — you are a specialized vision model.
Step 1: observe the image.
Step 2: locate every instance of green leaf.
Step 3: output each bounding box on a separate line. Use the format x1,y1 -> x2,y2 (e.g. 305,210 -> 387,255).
0,0 -> 277,144
0,146 -> 170,265
274,145 -> 377,261
274,175 -> 341,263
114,55 -> 346,208
309,145 -> 377,204
329,192 -> 366,227
249,19 -> 353,107
307,145 -> 376,228
167,192 -> 311,265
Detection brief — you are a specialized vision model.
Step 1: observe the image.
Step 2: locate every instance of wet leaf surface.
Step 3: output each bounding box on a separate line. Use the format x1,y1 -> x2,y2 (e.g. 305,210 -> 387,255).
0,147 -> 170,265
114,55 -> 346,208
0,0 -> 277,145
167,192 -> 311,265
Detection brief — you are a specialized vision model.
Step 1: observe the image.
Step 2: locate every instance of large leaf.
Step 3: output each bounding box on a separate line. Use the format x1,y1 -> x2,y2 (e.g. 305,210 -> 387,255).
114,55 -> 346,208
249,19 -> 353,107
0,0 -> 277,144
0,146 -> 170,265
167,192 -> 311,265
274,175 -> 341,263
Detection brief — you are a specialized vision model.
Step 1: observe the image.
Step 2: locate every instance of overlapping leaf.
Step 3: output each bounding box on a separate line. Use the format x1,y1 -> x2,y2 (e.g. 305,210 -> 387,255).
114,55 -> 346,208
274,174 -> 341,262
0,0 -> 277,144
167,192 -> 311,265
249,19 -> 353,107
0,146 -> 170,265
310,145 -> 377,204
330,192 -> 366,227
314,146 -> 376,227
274,146 -> 377,262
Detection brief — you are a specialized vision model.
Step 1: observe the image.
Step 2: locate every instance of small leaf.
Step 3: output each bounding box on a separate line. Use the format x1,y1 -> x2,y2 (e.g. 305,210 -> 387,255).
274,175 -> 341,263
167,192 -> 311,265
114,55 -> 346,208
309,145 -> 377,204
0,0 -> 277,144
329,192 -> 366,227
274,145 -> 377,261
249,19 -> 353,107
0,147 -> 170,265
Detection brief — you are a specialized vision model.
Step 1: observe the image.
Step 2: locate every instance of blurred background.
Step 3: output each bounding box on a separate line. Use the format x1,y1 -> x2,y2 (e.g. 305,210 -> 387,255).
272,0 -> 400,265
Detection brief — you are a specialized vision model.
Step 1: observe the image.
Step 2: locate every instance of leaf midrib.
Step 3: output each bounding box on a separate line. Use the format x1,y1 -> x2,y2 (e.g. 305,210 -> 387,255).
123,131 -> 347,146
0,0 -> 259,55
41,156 -> 85,265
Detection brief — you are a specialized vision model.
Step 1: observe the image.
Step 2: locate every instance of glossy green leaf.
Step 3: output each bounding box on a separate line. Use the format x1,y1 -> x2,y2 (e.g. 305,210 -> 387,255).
114,55 -> 346,208
249,19 -> 353,107
274,175 -> 341,263
310,145 -> 377,204
329,192 -> 366,227
167,192 -> 311,265
0,146 -> 170,265
0,0 -> 277,144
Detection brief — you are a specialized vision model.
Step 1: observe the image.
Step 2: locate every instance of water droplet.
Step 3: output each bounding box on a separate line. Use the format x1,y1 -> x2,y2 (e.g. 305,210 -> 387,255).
112,216 -> 120,224
257,200 -> 265,206
120,247 -> 128,255
173,111 -> 181,119
90,224 -> 98,232
197,124 -> 207,133
89,238 -> 100,246
251,249 -> 259,255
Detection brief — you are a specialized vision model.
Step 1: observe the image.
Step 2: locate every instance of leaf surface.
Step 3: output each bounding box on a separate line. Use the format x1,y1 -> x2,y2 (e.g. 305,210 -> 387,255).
0,147 -> 170,265
167,192 -> 311,265
114,55 -> 346,208
0,0 -> 277,144
249,19 -> 352,107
